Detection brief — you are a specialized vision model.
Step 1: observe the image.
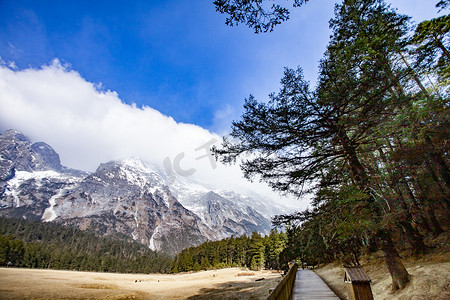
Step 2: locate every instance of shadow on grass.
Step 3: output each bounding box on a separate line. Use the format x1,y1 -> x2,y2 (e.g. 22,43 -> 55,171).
187,276 -> 280,300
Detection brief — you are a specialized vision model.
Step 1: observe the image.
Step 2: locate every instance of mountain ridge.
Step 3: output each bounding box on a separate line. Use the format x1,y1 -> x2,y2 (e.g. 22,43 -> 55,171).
0,129 -> 286,253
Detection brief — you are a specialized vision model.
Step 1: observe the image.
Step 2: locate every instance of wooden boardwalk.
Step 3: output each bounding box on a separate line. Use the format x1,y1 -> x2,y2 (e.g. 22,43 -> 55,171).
291,269 -> 340,300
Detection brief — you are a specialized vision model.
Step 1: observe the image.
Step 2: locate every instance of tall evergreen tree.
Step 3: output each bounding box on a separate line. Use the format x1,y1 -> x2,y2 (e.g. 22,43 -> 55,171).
214,0 -> 450,290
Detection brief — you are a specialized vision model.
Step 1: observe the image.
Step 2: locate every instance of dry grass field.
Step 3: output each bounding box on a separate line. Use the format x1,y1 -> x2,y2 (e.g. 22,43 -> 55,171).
0,267 -> 282,300
315,250 -> 450,300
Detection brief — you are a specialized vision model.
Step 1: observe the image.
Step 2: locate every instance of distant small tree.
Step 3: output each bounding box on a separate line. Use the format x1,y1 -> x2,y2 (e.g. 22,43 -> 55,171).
201,256 -> 212,270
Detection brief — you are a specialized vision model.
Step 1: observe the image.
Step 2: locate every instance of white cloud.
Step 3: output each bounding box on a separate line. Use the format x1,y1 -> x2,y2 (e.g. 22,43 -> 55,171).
0,60 -> 307,211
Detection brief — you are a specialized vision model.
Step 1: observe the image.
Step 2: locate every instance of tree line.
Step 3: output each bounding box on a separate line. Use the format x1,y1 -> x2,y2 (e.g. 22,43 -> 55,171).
214,0 -> 449,291
171,230 -> 286,273
0,216 -> 290,275
0,217 -> 172,273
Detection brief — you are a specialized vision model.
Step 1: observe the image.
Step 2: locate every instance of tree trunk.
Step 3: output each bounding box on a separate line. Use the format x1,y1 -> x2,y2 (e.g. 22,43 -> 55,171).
436,39 -> 450,60
338,131 -> 411,289
379,229 -> 411,290
377,148 -> 429,245
426,207 -> 445,235
411,178 -> 447,234
402,179 -> 434,233
393,186 -> 427,253
398,219 -> 428,254
424,160 -> 450,205
398,51 -> 433,98
424,135 -> 450,188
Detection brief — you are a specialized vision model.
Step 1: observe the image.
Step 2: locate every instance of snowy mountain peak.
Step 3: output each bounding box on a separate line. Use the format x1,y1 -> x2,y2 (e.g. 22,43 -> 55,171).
0,129 -> 281,254
1,129 -> 30,142
0,129 -> 85,177
91,158 -> 166,192
120,157 -> 163,176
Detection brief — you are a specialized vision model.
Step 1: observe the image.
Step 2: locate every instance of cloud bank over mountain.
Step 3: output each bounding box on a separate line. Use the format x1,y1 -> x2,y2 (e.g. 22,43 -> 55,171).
0,60 -> 306,210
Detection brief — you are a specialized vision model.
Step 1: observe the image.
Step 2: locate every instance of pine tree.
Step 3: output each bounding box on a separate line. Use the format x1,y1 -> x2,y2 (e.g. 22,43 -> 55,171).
248,232 -> 265,270
212,0 -> 449,290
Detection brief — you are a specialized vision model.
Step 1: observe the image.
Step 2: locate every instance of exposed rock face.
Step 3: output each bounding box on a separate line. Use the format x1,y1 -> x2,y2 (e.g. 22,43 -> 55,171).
0,129 -> 85,178
50,158 -> 216,254
178,191 -> 271,240
0,130 -> 281,254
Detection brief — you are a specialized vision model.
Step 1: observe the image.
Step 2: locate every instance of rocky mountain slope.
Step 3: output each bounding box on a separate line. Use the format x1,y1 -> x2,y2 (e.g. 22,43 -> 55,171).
0,129 -> 284,254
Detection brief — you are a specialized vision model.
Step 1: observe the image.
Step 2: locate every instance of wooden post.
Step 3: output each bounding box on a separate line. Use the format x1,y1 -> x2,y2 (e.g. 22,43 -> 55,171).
344,266 -> 374,300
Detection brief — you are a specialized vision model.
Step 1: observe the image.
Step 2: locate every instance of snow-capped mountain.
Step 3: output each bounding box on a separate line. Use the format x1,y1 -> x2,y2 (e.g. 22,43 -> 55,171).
0,129 -> 286,254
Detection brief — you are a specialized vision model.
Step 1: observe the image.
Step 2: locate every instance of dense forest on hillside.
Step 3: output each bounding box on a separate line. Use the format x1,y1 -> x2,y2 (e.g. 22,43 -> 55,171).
0,216 -> 289,275
171,230 -> 286,273
214,0 -> 449,291
0,217 -> 172,273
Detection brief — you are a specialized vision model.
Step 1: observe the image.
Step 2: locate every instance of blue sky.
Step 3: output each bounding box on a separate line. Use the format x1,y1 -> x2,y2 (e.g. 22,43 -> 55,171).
1,0 -> 442,132
0,0 -> 445,209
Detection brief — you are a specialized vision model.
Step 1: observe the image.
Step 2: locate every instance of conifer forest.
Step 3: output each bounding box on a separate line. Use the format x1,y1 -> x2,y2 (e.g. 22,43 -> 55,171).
214,0 -> 449,290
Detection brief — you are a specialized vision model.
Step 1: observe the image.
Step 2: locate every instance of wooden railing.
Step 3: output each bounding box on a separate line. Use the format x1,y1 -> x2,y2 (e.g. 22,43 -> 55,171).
267,263 -> 298,300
